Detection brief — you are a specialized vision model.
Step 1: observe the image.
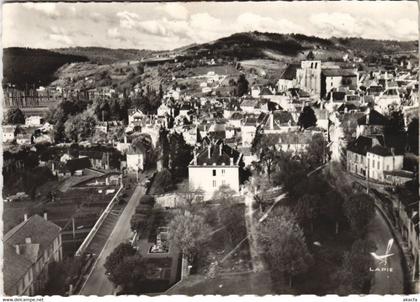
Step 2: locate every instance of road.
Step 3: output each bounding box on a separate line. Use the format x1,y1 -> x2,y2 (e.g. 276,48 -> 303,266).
79,183 -> 145,295
368,208 -> 404,294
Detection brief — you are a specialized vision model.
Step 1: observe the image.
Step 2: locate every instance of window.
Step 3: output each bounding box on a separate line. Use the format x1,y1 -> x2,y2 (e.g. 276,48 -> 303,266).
212,180 -> 217,188
221,169 -> 225,175
377,161 -> 380,170
372,160 -> 375,168
386,165 -> 390,170
212,169 -> 216,176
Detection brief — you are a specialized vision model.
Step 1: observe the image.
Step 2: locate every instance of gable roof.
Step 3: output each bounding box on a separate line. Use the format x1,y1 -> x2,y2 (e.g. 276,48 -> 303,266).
357,109 -> 388,126
368,145 -> 402,157
347,135 -> 382,155
280,64 -> 299,80
192,142 -> 241,166
4,215 -> 61,293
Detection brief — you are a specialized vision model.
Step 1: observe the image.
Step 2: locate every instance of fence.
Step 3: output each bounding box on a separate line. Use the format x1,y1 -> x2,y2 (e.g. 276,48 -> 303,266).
74,184 -> 123,256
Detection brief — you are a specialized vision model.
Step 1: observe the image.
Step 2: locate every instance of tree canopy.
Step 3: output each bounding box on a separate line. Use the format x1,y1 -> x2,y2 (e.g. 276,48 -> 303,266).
258,207 -> 312,287
5,108 -> 25,124
168,211 -> 211,262
298,106 -> 317,129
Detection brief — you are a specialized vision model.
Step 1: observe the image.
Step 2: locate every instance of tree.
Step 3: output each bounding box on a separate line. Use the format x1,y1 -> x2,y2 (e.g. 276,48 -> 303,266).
168,211 -> 211,262
336,239 -> 376,294
343,193 -> 375,238
64,110 -> 97,142
104,243 -> 137,277
294,193 -> 321,233
406,118 -> 419,154
384,110 -> 406,153
236,74 -> 249,97
258,207 -> 312,287
305,133 -> 326,169
151,169 -> 174,194
5,108 -> 25,124
320,189 -> 345,234
157,127 -> 170,169
107,254 -> 145,290
168,132 -> 193,180
252,134 -> 279,181
298,106 -> 317,129
212,184 -> 236,204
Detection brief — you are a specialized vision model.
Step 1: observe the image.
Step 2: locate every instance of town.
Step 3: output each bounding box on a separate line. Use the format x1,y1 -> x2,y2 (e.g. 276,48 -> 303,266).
2,5 -> 419,297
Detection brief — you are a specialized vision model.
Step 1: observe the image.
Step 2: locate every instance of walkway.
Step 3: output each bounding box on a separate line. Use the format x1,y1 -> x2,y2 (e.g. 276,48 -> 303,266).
79,184 -> 145,295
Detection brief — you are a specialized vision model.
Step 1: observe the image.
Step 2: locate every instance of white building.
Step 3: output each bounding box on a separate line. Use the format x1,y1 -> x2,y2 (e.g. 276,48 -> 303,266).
126,148 -> 145,172
366,146 -> 404,182
128,109 -> 146,125
189,142 -> 242,200
3,125 -> 16,143
25,116 -> 43,127
296,61 -> 322,96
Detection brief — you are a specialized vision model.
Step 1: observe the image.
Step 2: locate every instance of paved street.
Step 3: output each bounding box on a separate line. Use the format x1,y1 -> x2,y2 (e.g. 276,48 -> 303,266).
368,208 -> 404,294
79,183 -> 145,295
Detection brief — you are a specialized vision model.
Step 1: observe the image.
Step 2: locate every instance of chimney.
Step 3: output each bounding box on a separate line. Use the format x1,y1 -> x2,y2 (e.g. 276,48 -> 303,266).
230,157 -> 234,166
366,107 -> 371,125
44,212 -> 48,221
193,150 -> 197,165
24,214 -> 28,221
208,145 -> 212,159
219,143 -> 223,156
25,237 -> 31,244
15,245 -> 20,255
124,135 -> 127,144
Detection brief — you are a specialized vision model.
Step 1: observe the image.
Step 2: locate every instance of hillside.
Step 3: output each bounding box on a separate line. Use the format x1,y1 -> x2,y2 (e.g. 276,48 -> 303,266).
3,32 -> 417,90
180,31 -> 418,61
3,48 -> 88,89
54,47 -> 158,64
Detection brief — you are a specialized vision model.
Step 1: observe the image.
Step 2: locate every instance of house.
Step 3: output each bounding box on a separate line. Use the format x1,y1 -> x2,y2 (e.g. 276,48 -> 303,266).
128,109 -> 146,125
296,60 -> 322,96
16,132 -> 32,145
189,141 -> 243,199
321,69 -> 358,98
241,114 -> 267,146
4,214 -> 62,296
346,135 -> 383,177
356,108 -> 388,137
3,125 -> 16,143
314,108 -> 329,130
375,87 -> 401,114
240,98 -> 261,113
157,103 -> 172,117
366,146 -> 404,182
126,147 -> 145,173
25,116 -> 44,127
262,110 -> 299,134
277,64 -> 299,93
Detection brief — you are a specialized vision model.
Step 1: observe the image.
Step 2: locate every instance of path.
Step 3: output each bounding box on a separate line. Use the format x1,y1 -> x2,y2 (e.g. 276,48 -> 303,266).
79,183 -> 145,295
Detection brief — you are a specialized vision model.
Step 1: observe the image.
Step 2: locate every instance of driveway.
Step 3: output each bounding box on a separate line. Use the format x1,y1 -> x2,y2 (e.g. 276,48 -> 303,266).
79,183 -> 145,295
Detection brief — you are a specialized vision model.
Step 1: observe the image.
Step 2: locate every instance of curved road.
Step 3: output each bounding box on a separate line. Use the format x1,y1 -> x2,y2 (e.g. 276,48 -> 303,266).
79,184 -> 145,295
368,208 -> 404,294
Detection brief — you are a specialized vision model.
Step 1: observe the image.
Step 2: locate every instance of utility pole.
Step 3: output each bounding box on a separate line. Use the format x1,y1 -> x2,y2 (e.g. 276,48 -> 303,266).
366,156 -> 370,194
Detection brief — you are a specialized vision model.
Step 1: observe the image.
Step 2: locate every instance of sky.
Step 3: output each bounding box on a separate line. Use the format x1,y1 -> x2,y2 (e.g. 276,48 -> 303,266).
2,1 -> 419,50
